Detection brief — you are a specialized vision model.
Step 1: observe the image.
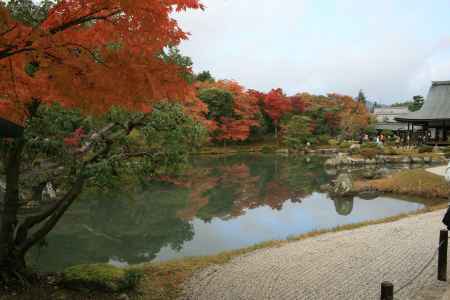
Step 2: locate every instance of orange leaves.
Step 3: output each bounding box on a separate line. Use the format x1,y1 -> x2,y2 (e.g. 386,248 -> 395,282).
263,88 -> 292,124
0,0 -> 203,125
196,80 -> 260,142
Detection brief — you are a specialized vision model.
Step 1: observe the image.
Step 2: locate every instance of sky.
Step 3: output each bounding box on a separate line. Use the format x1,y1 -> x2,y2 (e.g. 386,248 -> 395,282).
174,0 -> 450,105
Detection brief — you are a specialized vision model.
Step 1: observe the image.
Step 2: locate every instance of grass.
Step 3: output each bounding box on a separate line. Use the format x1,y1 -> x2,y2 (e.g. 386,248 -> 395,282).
354,169 -> 450,199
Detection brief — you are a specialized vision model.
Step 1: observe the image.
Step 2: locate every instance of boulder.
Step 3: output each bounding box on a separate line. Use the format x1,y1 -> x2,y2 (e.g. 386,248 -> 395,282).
349,144 -> 361,150
332,173 -> 354,196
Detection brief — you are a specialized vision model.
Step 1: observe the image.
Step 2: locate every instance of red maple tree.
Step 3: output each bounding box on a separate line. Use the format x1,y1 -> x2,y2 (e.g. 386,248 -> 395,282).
0,0 -> 204,283
263,88 -> 292,137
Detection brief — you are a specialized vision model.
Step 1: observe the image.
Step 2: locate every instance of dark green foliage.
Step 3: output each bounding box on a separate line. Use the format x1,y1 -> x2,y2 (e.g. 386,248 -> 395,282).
357,89 -> 367,104
195,70 -> 215,82
283,116 -> 313,150
417,145 -> 433,153
198,88 -> 235,121
391,95 -> 424,112
409,95 -> 425,112
5,0 -> 55,26
160,46 -> 195,83
62,264 -> 143,292
443,148 -> 450,158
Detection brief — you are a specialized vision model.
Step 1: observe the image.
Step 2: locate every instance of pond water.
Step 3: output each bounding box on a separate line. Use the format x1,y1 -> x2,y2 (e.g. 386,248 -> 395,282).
30,154 -> 431,272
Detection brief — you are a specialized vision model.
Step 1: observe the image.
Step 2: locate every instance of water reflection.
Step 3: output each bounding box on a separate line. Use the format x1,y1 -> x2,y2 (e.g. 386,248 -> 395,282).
29,154 -> 429,272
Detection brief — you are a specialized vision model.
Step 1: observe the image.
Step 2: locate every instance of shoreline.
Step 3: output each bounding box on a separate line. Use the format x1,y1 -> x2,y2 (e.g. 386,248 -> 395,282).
5,167 -> 450,299
5,201 -> 447,300
183,208 -> 450,300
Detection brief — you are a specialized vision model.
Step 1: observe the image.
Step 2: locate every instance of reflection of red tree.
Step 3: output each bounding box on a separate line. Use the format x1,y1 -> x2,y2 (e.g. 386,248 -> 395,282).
176,161 -> 314,220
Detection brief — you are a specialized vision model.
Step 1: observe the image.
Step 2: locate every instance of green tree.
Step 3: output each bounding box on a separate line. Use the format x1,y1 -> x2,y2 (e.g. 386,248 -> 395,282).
161,46 -> 195,83
357,89 -> 367,104
195,71 -> 215,83
283,116 -> 313,150
198,88 -> 235,121
409,95 -> 424,112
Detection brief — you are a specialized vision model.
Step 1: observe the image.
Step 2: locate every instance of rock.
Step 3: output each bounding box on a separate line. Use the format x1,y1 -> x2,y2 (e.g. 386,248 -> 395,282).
365,158 -> 377,165
358,191 -> 380,200
117,294 -> 130,300
423,156 -> 432,164
349,144 -> 360,150
411,156 -> 424,164
276,149 -> 289,154
445,161 -> 450,183
401,156 -> 412,164
375,155 -> 385,164
362,170 -> 377,180
319,184 -> 331,192
332,173 -> 354,196
325,158 -> 338,167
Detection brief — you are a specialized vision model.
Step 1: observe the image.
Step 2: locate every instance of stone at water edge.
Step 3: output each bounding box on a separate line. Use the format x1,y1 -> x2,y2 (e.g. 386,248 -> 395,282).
445,161 -> 450,183
332,173 -> 354,196
349,144 -> 361,150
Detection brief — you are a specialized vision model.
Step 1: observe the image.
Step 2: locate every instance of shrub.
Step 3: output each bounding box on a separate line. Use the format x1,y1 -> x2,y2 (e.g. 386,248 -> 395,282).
316,135 -> 331,145
339,141 -> 353,149
383,146 -> 398,156
283,116 -> 313,150
62,264 -> 144,292
349,147 -> 361,155
261,145 -> 276,153
360,148 -> 381,159
442,147 -> 450,158
328,139 -> 339,146
417,145 -> 433,153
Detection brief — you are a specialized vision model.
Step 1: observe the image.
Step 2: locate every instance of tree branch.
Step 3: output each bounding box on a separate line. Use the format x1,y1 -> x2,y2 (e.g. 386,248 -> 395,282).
18,175 -> 85,254
48,9 -> 122,35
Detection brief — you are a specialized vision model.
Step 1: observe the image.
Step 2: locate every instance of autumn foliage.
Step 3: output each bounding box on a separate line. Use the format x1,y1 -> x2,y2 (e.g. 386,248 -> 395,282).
263,88 -> 292,126
196,80 -> 260,141
0,0 -> 204,124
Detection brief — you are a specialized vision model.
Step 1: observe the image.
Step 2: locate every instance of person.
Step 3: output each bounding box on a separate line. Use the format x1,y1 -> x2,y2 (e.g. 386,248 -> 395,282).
443,203 -> 450,230
363,133 -> 369,143
375,135 -> 380,145
394,134 -> 401,147
380,134 -> 385,144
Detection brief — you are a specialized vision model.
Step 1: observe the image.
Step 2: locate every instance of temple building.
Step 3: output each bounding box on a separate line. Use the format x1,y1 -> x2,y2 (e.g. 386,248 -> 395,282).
395,81 -> 450,145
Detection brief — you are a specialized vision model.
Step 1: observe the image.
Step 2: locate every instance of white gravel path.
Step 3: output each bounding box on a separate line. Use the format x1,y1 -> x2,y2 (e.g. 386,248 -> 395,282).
182,210 -> 449,300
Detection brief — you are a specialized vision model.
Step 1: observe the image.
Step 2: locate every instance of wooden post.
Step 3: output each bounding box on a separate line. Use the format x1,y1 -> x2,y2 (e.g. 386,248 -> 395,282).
438,229 -> 448,282
444,121 -> 448,142
380,281 -> 393,300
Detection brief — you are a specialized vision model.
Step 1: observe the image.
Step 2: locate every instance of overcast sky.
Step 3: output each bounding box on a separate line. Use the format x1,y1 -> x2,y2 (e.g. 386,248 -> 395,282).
174,0 -> 450,104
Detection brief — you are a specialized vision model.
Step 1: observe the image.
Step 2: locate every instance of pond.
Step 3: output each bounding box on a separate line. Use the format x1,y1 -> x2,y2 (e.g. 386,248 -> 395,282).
29,154 -> 433,272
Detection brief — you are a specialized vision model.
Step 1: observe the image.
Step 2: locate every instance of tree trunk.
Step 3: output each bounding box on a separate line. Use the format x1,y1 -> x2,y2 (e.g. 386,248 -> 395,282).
0,138 -> 28,286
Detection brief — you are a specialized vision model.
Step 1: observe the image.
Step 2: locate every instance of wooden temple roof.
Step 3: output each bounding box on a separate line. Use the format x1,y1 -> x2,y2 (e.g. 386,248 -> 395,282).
396,81 -> 450,122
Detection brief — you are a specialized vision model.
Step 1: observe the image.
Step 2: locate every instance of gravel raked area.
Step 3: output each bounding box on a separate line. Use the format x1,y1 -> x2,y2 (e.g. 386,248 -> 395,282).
182,210 -> 449,300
